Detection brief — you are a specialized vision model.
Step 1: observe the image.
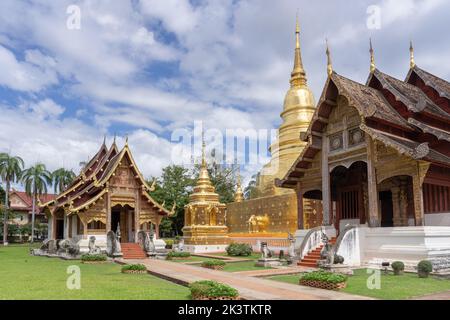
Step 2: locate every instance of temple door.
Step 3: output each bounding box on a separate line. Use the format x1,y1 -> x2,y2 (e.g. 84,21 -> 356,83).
336,186 -> 363,230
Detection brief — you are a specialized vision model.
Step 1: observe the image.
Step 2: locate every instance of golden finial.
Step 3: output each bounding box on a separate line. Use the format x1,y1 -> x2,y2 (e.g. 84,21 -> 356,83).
369,38 -> 375,73
201,130 -> 206,168
326,39 -> 333,77
290,14 -> 307,88
234,165 -> 244,202
409,40 -> 415,69
125,135 -> 129,146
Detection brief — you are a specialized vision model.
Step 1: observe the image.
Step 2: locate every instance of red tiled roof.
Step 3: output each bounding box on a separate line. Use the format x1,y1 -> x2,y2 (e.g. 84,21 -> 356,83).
9,190 -> 56,214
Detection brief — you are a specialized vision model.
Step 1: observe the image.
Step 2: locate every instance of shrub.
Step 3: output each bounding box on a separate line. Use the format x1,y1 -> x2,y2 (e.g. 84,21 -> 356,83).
121,264 -> 147,272
81,254 -> 107,262
167,251 -> 191,260
391,261 -> 405,275
417,260 -> 433,278
226,243 -> 253,256
190,280 -> 238,298
334,254 -> 344,264
300,270 -> 347,284
165,239 -> 174,249
201,260 -> 226,267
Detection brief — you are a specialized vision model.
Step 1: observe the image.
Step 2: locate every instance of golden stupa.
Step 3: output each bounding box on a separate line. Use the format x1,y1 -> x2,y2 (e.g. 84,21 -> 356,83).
258,18 -> 316,196
182,139 -> 229,253
226,18 -> 316,236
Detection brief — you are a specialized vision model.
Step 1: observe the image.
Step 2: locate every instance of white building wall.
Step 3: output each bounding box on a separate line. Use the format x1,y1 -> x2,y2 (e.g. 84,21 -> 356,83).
425,212 -> 450,226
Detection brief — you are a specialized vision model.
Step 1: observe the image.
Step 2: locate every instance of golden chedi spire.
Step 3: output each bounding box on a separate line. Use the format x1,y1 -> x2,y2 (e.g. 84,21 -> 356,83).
326,39 -> 333,77
234,167 -> 244,202
258,18 -> 316,196
290,16 -> 307,87
409,40 -> 415,69
369,38 -> 376,73
189,135 -> 220,204
258,15 -> 316,196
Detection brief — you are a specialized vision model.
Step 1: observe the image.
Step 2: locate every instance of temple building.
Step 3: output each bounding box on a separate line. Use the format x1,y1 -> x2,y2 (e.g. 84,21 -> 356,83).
182,140 -> 229,253
40,139 -> 173,250
277,41 -> 450,269
9,190 -> 55,226
226,19 -> 321,249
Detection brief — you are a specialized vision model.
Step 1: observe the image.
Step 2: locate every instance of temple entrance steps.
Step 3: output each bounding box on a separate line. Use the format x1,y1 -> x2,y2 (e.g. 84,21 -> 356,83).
297,237 -> 337,268
121,243 -> 147,259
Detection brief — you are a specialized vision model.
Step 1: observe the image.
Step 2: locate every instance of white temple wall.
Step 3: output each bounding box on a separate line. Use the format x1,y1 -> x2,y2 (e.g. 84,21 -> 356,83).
425,212 -> 450,226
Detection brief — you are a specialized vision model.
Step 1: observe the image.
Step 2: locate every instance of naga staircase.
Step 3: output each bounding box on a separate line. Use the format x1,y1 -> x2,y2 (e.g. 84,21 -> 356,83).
121,243 -> 147,259
298,237 -> 337,268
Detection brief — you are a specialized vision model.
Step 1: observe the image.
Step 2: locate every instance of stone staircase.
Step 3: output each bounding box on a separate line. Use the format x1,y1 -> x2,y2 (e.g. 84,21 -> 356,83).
298,237 -> 337,268
121,243 -> 147,259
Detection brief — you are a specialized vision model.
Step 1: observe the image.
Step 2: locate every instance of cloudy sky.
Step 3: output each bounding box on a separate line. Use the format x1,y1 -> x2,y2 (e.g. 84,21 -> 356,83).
0,0 -> 449,187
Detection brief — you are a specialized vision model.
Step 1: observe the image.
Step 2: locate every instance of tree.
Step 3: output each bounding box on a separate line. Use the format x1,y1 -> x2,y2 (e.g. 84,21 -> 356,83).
148,165 -> 194,237
0,153 -> 24,245
21,163 -> 52,243
52,168 -> 76,193
244,174 -> 260,199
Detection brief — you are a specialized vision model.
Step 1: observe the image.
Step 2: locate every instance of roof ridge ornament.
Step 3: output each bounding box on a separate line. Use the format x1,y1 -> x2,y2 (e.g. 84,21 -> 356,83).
326,38 -> 333,77
369,38 -> 376,73
410,40 -> 415,69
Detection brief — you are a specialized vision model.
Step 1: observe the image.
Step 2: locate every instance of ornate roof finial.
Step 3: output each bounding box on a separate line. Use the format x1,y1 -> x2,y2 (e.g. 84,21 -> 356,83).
234,165 -> 244,202
125,135 -> 129,146
113,133 -> 117,144
409,40 -> 415,69
201,129 -> 206,168
290,13 -> 307,88
326,38 -> 333,77
103,135 -> 106,145
369,38 -> 376,73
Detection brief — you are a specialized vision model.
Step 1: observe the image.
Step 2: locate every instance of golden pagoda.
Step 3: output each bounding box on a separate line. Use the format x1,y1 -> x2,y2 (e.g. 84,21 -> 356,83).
258,17 -> 316,196
182,139 -> 229,253
226,17 -> 316,236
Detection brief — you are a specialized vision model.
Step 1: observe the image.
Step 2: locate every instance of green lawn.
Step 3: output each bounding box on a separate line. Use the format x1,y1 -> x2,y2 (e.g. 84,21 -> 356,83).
0,245 -> 190,300
267,269 -> 450,300
223,261 -> 272,272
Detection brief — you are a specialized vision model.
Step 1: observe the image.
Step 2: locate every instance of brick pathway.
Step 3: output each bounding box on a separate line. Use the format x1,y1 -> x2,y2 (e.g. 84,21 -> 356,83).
126,258 -> 371,300
411,290 -> 450,300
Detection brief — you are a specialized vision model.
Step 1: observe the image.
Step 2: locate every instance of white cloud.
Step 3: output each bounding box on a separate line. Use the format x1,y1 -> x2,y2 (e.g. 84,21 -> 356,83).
0,45 -> 58,92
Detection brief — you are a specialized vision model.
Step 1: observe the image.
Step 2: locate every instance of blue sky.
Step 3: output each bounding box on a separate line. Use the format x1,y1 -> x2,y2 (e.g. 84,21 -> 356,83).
0,0 -> 449,186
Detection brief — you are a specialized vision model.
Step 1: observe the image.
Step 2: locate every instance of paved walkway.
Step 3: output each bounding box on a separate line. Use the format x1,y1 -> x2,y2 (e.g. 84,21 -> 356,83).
127,258 -> 372,300
412,290 -> 450,300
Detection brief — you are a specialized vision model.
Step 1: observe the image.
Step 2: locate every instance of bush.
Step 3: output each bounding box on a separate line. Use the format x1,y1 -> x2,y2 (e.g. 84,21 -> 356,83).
201,260 -> 226,267
226,243 -> 253,257
121,264 -> 147,272
167,251 -> 191,260
417,260 -> 433,278
165,239 -> 174,249
391,261 -> 405,275
190,280 -> 238,298
81,254 -> 107,262
334,254 -> 344,264
300,270 -> 347,284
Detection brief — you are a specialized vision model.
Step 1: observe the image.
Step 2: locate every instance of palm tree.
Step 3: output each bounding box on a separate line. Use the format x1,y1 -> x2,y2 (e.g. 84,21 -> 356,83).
0,153 -> 24,246
21,163 -> 52,243
52,168 -> 76,193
